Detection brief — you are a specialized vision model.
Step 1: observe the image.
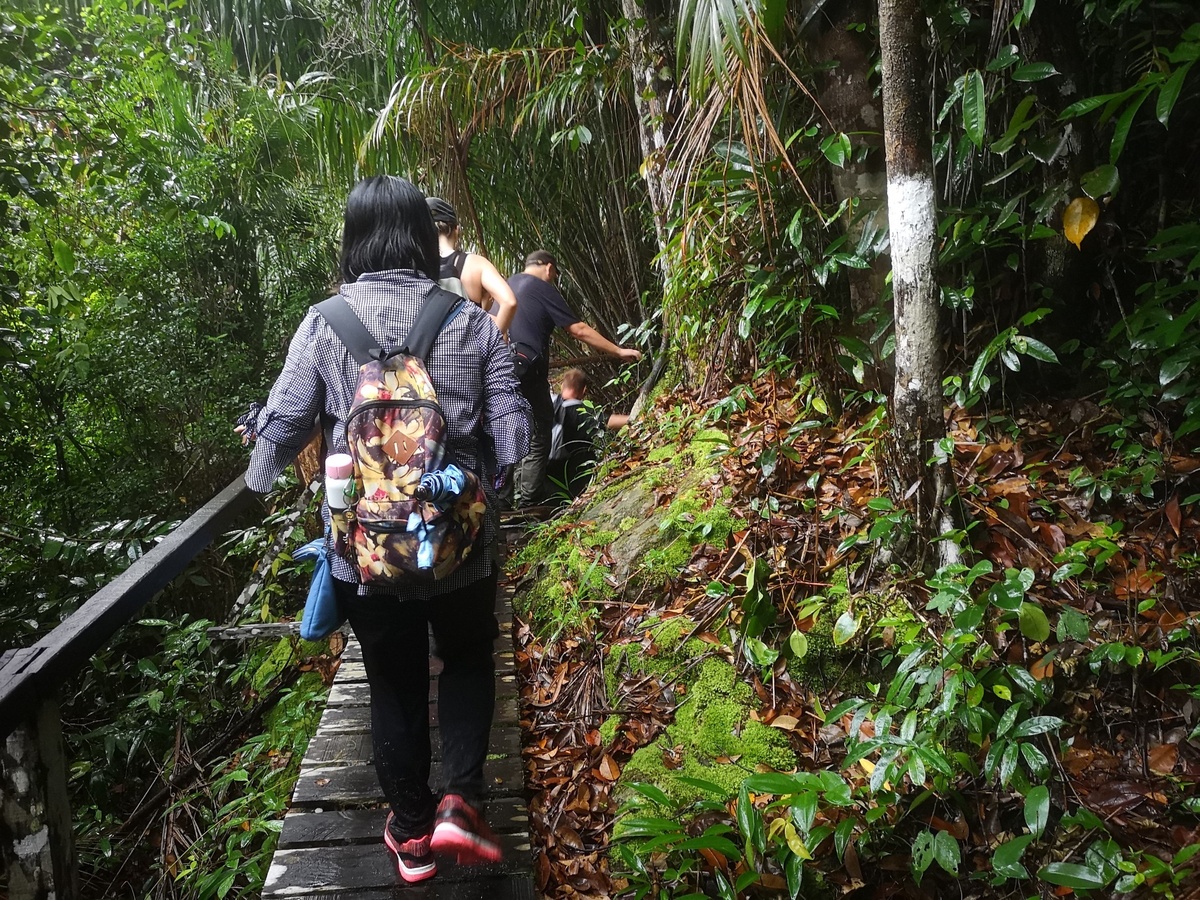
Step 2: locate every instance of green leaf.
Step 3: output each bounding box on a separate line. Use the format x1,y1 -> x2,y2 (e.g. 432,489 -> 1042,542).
1110,89 -> 1150,164
1018,602 -> 1051,641
963,69 -> 987,147
1057,607 -> 1090,642
820,132 -> 852,168
1038,862 -> 1110,890
1024,785 -> 1050,837
789,631 -> 809,659
832,611 -> 860,646
744,635 -> 779,667
1160,355 -> 1191,386
745,772 -> 819,795
52,239 -> 75,276
993,834 -> 1034,879
1012,62 -> 1058,82
933,829 -> 961,875
1080,164 -> 1121,200
1018,336 -> 1059,363
1012,715 -> 1063,738
834,817 -> 855,859
1156,61 -> 1194,125
912,831 -> 935,882
988,45 -> 1019,72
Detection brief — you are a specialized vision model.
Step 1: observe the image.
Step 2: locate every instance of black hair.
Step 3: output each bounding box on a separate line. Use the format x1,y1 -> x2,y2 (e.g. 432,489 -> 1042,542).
340,176 -> 439,282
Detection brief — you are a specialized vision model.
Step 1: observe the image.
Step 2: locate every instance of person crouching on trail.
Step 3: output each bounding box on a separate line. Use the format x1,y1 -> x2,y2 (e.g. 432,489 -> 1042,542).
237,176 -> 531,883
426,197 -> 517,339
547,367 -> 629,501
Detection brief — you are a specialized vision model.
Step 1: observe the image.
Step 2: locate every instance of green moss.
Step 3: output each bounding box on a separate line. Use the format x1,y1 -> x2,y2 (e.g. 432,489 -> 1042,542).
646,446 -> 676,463
513,522 -> 614,635
252,638 -> 296,694
785,575 -> 908,693
599,715 -> 621,746
605,616 -> 708,706
621,658 -> 796,805
582,529 -> 618,548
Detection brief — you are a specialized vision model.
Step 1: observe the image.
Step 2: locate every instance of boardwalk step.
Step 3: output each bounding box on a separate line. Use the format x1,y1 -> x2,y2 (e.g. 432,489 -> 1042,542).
278,800 -> 529,849
303,727 -> 521,766
316,696 -> 519,731
336,652 -> 516,684
326,678 -> 518,708
263,837 -> 533,896
292,757 -> 526,808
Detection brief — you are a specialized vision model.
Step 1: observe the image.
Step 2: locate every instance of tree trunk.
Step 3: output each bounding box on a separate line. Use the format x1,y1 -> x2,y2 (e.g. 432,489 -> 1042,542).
878,0 -> 957,563
620,0 -> 678,416
619,0 -> 676,261
813,0 -> 889,325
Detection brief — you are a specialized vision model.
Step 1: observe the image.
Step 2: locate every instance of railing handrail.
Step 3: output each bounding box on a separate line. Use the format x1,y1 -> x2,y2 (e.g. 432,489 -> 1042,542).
0,475 -> 257,739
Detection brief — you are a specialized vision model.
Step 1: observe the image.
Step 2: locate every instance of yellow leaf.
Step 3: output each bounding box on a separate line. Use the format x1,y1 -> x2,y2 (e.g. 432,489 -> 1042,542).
1063,197 -> 1099,249
770,715 -> 800,731
784,822 -> 811,859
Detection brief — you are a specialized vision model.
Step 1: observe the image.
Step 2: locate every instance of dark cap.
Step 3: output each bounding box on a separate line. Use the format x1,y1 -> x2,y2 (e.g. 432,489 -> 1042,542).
426,197 -> 458,226
525,249 -> 557,268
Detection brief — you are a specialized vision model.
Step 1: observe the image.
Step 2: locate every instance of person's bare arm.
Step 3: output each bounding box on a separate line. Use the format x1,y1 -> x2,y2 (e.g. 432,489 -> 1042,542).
566,321 -> 642,361
476,258 -> 516,337
606,413 -> 630,429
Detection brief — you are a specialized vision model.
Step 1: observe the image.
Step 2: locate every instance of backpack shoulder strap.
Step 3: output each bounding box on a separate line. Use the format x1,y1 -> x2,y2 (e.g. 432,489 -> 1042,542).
314,297 -> 378,366
402,285 -> 466,360
451,249 -> 469,277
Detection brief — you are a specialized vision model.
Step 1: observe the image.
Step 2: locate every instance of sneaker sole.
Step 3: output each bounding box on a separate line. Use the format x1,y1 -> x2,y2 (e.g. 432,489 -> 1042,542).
430,822 -> 503,865
384,829 -> 437,883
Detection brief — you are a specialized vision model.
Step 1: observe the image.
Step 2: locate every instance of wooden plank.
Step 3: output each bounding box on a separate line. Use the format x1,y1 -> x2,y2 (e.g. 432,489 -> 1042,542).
278,798 -> 529,848
317,695 -> 519,732
336,652 -> 515,685
303,726 -> 521,766
0,476 -> 256,736
262,836 -> 532,896
325,680 -> 518,708
291,756 -> 525,807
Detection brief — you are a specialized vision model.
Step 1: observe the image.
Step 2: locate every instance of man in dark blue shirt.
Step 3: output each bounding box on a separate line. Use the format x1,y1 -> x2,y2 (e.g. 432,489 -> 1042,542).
508,250 -> 640,505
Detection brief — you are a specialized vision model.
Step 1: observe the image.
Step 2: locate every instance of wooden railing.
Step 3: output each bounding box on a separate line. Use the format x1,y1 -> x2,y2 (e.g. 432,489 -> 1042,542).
0,476 -> 258,900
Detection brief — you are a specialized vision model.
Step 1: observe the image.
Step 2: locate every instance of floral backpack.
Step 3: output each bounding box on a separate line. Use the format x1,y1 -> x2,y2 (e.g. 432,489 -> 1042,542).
314,287 -> 488,584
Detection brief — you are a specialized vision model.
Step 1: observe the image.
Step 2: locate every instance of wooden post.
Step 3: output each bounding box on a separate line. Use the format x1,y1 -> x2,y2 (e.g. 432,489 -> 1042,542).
1,692 -> 78,900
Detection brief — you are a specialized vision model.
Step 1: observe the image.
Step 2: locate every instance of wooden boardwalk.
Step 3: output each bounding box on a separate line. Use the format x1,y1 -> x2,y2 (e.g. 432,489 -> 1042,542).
261,577 -> 534,899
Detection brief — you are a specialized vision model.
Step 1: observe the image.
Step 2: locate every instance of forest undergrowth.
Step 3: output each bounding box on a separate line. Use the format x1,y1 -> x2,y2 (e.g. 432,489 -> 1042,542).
513,375 -> 1200,899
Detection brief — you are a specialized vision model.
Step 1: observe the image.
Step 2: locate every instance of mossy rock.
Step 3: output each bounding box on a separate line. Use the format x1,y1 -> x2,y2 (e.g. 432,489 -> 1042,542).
605,615 -> 708,705
621,657 -> 795,805
512,523 -> 615,633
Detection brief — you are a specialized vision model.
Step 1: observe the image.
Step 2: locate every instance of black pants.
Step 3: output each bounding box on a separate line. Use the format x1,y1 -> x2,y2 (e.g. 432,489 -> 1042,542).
336,569 -> 500,840
515,375 -> 555,505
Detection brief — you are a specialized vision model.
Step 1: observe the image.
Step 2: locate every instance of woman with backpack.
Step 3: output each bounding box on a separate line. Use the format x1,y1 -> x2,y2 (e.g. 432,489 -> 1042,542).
236,175 -> 531,882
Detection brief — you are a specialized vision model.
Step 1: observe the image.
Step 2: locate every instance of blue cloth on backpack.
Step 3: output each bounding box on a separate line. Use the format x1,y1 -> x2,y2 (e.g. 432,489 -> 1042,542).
293,536 -> 343,640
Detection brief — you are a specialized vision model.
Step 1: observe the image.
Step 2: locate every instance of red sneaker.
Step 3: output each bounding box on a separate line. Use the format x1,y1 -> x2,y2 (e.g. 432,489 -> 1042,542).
429,794 -> 503,865
383,812 -> 437,883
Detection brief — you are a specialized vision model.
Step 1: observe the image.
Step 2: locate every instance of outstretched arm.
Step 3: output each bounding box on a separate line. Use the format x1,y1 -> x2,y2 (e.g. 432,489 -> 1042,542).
566,321 -> 642,361
477,258 -> 517,338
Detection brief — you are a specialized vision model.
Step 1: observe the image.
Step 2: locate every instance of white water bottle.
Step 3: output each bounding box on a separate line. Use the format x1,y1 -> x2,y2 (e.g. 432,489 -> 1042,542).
325,454 -> 354,510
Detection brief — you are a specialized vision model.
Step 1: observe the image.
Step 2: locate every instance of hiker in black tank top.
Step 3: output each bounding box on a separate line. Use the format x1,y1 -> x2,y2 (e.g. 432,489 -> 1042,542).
427,197 -> 517,338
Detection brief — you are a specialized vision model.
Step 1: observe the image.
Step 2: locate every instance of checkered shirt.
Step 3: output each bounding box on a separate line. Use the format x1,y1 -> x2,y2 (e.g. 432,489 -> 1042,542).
244,269 -> 531,598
